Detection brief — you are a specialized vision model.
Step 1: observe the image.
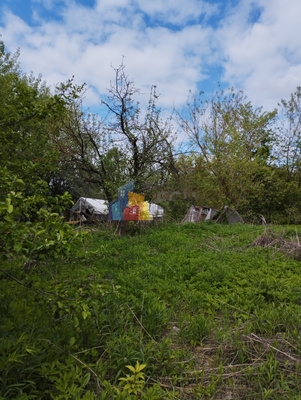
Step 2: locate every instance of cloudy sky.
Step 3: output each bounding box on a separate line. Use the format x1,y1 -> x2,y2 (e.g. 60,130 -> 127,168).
0,0 -> 301,114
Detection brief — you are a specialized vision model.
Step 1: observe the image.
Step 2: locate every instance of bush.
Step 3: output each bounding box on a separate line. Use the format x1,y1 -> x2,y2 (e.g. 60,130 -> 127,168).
0,169 -> 84,266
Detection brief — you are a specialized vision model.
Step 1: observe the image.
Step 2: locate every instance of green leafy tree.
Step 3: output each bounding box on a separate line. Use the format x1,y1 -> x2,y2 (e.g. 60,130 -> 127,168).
246,165 -> 301,223
0,40 -> 65,196
244,87 -> 301,223
176,88 -> 277,213
276,87 -> 301,180
0,40 -> 85,265
155,153 -> 216,220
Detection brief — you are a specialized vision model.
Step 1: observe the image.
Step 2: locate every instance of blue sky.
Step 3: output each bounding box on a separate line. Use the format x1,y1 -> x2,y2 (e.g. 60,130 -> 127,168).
1,0 -> 301,113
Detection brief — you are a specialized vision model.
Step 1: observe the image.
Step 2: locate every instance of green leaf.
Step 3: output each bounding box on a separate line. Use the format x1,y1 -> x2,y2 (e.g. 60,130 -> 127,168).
82,309 -> 90,320
74,315 -> 79,327
125,364 -> 136,374
69,337 -> 76,346
135,361 -> 146,372
82,372 -> 91,387
25,347 -> 35,354
13,243 -> 23,252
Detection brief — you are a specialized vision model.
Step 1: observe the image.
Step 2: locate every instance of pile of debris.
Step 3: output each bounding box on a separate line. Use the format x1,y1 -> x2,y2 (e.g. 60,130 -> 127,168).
249,228 -> 301,261
182,205 -> 244,225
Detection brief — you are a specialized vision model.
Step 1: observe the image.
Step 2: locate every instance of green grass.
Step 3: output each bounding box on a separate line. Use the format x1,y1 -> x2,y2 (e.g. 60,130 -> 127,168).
1,222 -> 301,399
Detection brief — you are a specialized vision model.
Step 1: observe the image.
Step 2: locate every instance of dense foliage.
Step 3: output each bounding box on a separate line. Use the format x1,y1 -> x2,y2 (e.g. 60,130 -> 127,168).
1,39 -> 301,222
0,42 -> 66,197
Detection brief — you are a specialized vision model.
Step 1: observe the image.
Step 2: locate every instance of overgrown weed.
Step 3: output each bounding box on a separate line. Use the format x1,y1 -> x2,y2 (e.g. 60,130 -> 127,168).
2,223 -> 301,398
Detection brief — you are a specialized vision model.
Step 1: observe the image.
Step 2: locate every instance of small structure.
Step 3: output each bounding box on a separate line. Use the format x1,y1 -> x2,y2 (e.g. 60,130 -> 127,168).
182,205 -> 244,225
109,181 -> 164,221
70,196 -> 164,223
70,198 -> 108,222
182,206 -> 219,223
149,203 -> 164,220
214,206 -> 244,224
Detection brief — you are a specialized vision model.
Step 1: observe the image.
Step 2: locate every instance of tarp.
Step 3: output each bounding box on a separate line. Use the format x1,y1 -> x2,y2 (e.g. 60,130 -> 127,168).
182,206 -> 219,223
215,206 -> 244,224
70,198 -> 108,219
149,203 -> 164,219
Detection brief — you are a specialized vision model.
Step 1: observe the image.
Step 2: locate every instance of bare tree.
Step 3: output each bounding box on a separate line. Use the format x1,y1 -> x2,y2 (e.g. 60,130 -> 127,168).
52,66 -> 177,200
100,63 -> 178,196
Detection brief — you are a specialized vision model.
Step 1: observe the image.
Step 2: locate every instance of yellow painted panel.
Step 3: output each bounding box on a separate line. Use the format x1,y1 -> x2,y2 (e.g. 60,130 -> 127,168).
128,192 -> 144,206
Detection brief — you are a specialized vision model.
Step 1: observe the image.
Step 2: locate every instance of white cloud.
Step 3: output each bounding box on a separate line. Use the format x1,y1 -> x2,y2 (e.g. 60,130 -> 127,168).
217,0 -> 301,109
1,0 -> 301,114
135,0 -> 218,25
0,0 -> 214,111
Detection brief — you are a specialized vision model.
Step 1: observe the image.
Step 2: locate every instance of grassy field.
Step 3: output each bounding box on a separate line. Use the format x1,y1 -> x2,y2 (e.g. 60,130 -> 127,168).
1,222 -> 301,399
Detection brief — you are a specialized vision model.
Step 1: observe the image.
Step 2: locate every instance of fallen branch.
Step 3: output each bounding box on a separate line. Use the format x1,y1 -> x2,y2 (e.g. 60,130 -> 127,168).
245,333 -> 300,362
